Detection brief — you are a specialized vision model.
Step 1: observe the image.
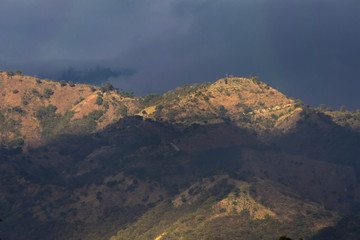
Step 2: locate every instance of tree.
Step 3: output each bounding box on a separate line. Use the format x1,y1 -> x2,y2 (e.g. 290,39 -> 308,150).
68,81 -> 75,87
95,96 -> 103,105
340,105 -> 347,112
6,70 -> 15,77
101,82 -> 114,93
59,80 -> 67,87
218,105 -> 228,118
319,104 -> 327,111
249,74 -> 260,84
44,88 -> 54,98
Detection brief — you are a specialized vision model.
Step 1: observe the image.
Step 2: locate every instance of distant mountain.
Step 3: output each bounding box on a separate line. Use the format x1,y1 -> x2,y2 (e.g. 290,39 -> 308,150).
1,72 -> 360,240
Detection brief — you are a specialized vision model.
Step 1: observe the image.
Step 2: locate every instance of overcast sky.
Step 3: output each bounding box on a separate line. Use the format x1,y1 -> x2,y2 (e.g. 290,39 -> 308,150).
1,0 -> 359,109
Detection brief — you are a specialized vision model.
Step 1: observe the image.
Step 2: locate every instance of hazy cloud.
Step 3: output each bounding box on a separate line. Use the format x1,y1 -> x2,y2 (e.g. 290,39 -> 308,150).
57,66 -> 134,85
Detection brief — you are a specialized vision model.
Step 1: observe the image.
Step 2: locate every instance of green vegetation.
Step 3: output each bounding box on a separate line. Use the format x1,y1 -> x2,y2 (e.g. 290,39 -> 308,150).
140,94 -> 162,108
88,110 -> 104,121
103,101 -> 109,110
6,70 -> 15,77
12,106 -> 24,114
59,80 -> 67,86
217,105 -> 228,118
8,137 -> 24,149
250,74 -> 260,85
12,89 -> 19,94
0,111 -> 23,147
117,103 -> 128,116
35,105 -> 74,137
74,96 -> 85,105
15,70 -> 23,75
118,89 -> 135,98
68,81 -> 75,87
113,179 -> 311,240
294,99 -> 304,108
71,110 -> 104,134
95,96 -> 103,105
101,82 -> 115,92
340,105 -> 347,112
43,88 -> 54,98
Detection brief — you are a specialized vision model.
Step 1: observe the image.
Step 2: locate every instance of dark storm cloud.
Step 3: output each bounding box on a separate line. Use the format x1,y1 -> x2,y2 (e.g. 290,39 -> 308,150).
57,66 -> 134,85
0,0 -> 359,109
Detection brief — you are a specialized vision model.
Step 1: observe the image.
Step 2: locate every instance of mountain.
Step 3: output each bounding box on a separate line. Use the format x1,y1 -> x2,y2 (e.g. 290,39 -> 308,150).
0,71 -> 139,148
1,72 -> 360,240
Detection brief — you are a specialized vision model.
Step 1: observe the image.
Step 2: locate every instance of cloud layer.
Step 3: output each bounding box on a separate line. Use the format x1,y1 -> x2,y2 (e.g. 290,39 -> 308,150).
1,0 -> 359,109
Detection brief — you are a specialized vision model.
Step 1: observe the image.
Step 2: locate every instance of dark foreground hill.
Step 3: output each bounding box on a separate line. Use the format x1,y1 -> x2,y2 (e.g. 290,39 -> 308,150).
1,74 -> 360,240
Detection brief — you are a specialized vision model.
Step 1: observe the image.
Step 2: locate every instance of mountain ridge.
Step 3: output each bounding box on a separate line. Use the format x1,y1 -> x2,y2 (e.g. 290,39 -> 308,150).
1,72 -> 360,239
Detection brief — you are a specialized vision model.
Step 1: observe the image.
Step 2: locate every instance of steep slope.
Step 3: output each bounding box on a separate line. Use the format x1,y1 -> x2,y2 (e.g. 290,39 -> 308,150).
113,177 -> 336,240
1,115 -> 360,240
0,72 -> 139,148
1,73 -> 335,149
139,77 -> 296,133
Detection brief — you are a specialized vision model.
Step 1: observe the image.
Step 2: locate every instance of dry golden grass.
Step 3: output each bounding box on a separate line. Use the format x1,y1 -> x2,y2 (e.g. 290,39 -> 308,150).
0,73 -> 139,147
0,74 -> 299,147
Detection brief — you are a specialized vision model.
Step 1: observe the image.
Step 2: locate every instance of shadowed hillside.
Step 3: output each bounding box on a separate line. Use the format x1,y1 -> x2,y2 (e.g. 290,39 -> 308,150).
1,73 -> 360,239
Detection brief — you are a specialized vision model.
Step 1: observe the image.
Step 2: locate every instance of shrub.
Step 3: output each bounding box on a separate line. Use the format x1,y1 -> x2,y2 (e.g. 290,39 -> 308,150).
249,74 -> 260,84
90,86 -> 97,92
140,94 -> 162,107
15,70 -> 23,75
68,81 -> 75,87
12,106 -> 23,113
118,104 -> 128,116
340,105 -> 347,112
6,70 -> 15,77
103,101 -> 109,110
35,105 -> 75,137
36,79 -> 42,84
31,88 -> 39,94
59,80 -> 67,87
44,88 -> 54,98
294,99 -> 304,108
119,90 -> 135,98
9,137 -> 24,149
318,104 -> 327,111
21,96 -> 29,105
95,96 -> 103,105
101,82 -> 114,93
12,89 -> 19,94
87,110 -> 104,121
35,104 -> 58,120
217,105 -> 228,118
